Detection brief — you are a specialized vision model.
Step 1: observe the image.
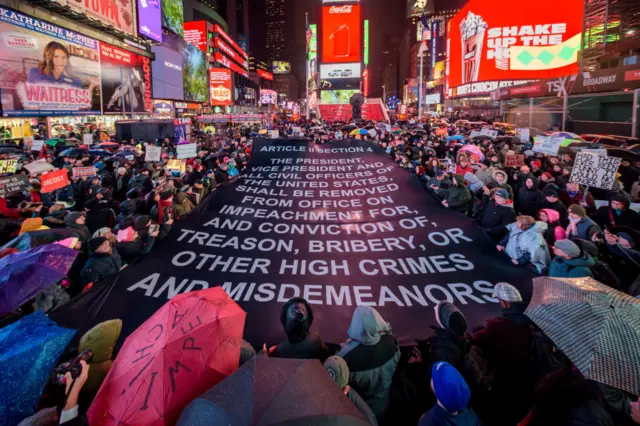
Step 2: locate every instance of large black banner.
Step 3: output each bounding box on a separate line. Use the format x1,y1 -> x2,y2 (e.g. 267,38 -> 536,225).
54,139 -> 533,346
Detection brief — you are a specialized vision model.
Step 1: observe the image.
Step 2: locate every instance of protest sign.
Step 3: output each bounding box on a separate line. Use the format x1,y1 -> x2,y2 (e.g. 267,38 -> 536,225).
269,130 -> 280,139
505,154 -> 525,168
0,175 -> 28,196
145,146 -> 162,162
72,167 -> 97,178
580,148 -> 608,157
176,143 -> 198,160
166,160 -> 186,178
41,169 -> 69,193
52,139 -> 534,349
518,128 -> 530,143
24,160 -> 55,176
469,130 -> 482,139
532,136 -> 562,156
436,128 -> 448,136
292,127 -> 302,134
32,140 -> 44,151
570,152 -> 622,190
385,124 -> 392,132
480,128 -> 498,139
83,134 -> 94,145
0,160 -> 17,174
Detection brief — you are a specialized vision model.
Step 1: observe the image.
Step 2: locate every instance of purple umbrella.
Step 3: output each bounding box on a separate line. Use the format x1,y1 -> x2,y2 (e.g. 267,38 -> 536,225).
0,244 -> 78,315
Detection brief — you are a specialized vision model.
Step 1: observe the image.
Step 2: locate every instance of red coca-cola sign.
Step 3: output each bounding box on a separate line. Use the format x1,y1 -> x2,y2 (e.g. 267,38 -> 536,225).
322,4 -> 361,64
329,5 -> 353,13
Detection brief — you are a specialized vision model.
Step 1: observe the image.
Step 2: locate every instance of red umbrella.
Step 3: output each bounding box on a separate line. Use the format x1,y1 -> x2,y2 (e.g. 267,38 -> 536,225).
88,287 -> 246,426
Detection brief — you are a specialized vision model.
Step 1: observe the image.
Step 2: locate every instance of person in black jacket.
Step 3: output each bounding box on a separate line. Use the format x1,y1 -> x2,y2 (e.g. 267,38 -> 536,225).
593,192 -> 640,230
475,188 -> 516,242
427,302 -> 469,372
541,189 -> 569,226
84,198 -> 116,236
81,237 -> 123,286
65,212 -> 91,249
115,226 -> 158,264
516,176 -> 545,217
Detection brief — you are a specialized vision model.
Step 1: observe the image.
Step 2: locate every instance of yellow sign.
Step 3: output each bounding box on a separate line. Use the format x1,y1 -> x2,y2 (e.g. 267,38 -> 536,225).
0,160 -> 18,174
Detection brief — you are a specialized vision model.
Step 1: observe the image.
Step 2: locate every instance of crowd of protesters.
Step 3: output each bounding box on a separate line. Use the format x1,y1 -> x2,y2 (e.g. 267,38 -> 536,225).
1,116 -> 640,426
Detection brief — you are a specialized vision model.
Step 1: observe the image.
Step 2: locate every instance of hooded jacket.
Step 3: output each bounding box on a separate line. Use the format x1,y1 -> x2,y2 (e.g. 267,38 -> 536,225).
438,174 -> 472,214
516,176 -> 545,217
540,208 -> 567,246
502,221 -> 551,273
566,216 -> 601,241
65,212 -> 91,247
476,200 -> 516,238
540,198 -> 569,227
272,298 -> 329,362
337,307 -> 401,421
492,170 -> 514,199
548,254 -> 595,278
593,192 -> 640,230
80,249 -> 123,286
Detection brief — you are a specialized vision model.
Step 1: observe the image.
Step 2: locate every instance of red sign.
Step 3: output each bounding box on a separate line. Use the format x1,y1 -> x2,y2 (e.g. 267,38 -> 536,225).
215,38 -> 249,69
625,69 -> 640,82
64,0 -> 134,36
184,21 -> 208,53
213,24 -> 248,60
215,52 -> 249,78
141,56 -> 153,112
72,166 -> 97,178
257,69 -> 273,81
210,68 -> 233,106
446,0 -> 584,89
41,169 -> 69,194
322,4 -> 361,64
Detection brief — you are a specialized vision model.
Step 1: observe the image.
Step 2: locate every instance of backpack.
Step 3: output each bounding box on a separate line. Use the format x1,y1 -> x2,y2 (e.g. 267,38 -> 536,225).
529,325 -> 570,379
463,342 -> 495,392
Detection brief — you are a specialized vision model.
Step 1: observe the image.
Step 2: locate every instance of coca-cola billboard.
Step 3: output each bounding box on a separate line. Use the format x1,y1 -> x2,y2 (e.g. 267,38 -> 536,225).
322,4 -> 361,64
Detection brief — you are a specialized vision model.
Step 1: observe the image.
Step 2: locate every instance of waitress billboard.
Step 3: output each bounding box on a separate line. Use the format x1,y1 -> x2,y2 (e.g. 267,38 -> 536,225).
0,7 -> 102,116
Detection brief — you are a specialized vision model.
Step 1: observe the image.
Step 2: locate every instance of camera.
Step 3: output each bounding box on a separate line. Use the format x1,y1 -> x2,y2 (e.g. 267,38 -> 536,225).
55,350 -> 92,385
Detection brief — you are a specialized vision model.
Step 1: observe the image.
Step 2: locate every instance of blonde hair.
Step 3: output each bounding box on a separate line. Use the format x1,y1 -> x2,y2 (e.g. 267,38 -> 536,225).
516,215 -> 536,230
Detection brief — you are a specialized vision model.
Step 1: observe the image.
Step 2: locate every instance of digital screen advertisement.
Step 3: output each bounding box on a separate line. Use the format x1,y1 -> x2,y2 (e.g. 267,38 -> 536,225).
162,0 -> 184,36
260,89 -> 277,105
137,0 -> 162,42
272,61 -> 292,74
213,24 -> 248,60
184,21 -> 208,53
215,52 -> 249,78
100,43 -> 151,114
320,90 -> 359,104
322,4 -> 361,64
0,7 -> 102,116
446,0 -> 584,88
257,70 -> 273,81
54,0 -> 134,36
320,63 -> 361,79
151,34 -> 184,100
183,42 -> 208,102
209,68 -> 233,106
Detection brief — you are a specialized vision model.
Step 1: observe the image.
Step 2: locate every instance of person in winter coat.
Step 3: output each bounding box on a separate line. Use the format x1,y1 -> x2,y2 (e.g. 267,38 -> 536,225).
475,160 -> 495,187
475,188 -> 516,242
113,167 -> 131,202
604,230 -> 640,293
324,356 -> 378,426
150,188 -> 175,226
418,362 -> 482,426
560,182 -> 596,215
566,204 -> 601,241
437,174 -> 472,215
593,192 -> 640,230
173,191 -> 196,220
191,179 -> 209,203
84,198 -> 116,236
538,208 -> 566,247
498,216 -> 550,274
491,169 -> 514,200
80,236 -> 123,286
77,319 -> 122,407
115,226 -> 158,264
473,283 -> 536,426
455,155 -> 473,176
427,302 -> 469,373
516,177 -> 545,217
65,212 -> 91,249
269,297 -> 329,362
548,239 -> 595,278
337,306 -> 401,422
540,189 -> 569,226
428,170 -> 452,190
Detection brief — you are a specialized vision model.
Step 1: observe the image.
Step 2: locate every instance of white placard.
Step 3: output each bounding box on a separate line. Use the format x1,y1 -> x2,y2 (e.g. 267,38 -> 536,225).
469,130 -> 482,139
480,128 -> 498,138
385,124 -> 392,132
145,146 -> 162,162
24,159 -> 56,175
31,140 -> 44,151
292,126 -> 302,134
83,134 -> 93,145
518,128 -> 530,142
569,153 -> 622,190
532,136 -> 562,156
580,148 -> 608,157
269,130 -> 280,139
176,143 -> 198,160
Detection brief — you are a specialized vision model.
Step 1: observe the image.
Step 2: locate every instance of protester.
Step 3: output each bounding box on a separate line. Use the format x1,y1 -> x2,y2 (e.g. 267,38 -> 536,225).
80,236 -> 123,286
548,239 -> 595,278
566,205 -> 602,241
497,216 -> 550,274
436,174 -> 472,215
538,208 -> 567,247
474,188 -> 515,242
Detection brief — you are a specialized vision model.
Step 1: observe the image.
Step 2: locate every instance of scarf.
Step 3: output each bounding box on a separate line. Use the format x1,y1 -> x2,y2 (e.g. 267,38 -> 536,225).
566,217 -> 580,237
157,199 -> 173,224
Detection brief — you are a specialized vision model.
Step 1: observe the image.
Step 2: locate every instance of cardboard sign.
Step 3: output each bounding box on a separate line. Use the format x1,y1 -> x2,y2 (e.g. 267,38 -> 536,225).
72,166 -> 97,178
41,169 -> 69,193
580,148 -> 608,157
32,140 -> 44,151
570,153 -> 622,190
481,128 -> 498,139
469,130 -> 482,139
518,128 -> 530,142
83,134 -> 94,145
533,136 -> 562,156
176,143 -> 198,160
0,175 -> 29,196
269,130 -> 280,139
145,146 -> 162,162
505,154 -> 525,168
436,128 -> 448,136
166,160 -> 186,178
0,160 -> 17,174
24,159 -> 56,176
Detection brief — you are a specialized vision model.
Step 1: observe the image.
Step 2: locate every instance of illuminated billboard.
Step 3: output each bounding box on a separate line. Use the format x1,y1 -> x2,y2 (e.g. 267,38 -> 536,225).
54,0 -> 135,36
260,89 -> 277,105
320,63 -> 361,79
162,0 -> 184,36
184,21 -> 207,53
322,4 -> 361,64
446,0 -> 584,89
209,69 -> 232,106
273,61 -> 292,74
320,90 -> 359,104
215,52 -> 249,78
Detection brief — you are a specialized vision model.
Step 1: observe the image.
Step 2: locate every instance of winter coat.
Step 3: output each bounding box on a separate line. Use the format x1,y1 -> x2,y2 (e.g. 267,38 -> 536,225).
594,205 -> 640,230
464,172 -> 485,193
81,250 -> 123,286
173,192 -> 195,219
427,327 -> 469,373
272,332 -> 329,362
337,307 -> 401,421
438,175 -> 472,214
492,170 -> 514,199
476,201 -> 516,238
566,216 -> 601,241
116,235 -> 156,264
540,209 -> 567,246
548,254 -> 595,278
428,176 -> 452,190
347,388 -> 379,426
502,222 -> 551,273
476,167 -> 496,186
84,201 -> 116,236
516,177 -> 545,217
540,199 -> 569,226
560,189 -> 596,215
418,404 -> 483,426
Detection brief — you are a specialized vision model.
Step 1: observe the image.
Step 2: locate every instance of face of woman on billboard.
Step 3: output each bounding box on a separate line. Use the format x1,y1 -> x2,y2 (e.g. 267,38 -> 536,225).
52,49 -> 68,72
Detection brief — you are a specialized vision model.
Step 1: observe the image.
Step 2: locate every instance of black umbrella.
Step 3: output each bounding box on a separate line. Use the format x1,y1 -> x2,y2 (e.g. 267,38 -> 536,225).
342,124 -> 357,132
470,135 -> 493,141
604,148 -> 640,163
177,357 -> 368,426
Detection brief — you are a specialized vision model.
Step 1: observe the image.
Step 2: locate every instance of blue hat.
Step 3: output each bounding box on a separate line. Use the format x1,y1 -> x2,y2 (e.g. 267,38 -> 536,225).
431,362 -> 470,413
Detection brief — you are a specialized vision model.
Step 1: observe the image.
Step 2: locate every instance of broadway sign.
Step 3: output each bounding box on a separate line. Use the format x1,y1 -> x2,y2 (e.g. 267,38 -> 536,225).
53,140 -> 533,346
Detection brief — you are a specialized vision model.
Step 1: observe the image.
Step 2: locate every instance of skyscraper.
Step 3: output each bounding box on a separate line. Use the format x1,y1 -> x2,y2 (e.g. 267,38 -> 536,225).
265,0 -> 287,63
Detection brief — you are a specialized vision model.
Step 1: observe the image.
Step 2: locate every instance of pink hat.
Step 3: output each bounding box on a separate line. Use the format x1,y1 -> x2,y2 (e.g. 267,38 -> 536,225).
56,237 -> 79,249
116,227 -> 135,243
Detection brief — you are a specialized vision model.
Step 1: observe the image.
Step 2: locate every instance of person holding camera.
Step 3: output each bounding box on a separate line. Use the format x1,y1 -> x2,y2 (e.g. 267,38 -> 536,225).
59,360 -> 90,425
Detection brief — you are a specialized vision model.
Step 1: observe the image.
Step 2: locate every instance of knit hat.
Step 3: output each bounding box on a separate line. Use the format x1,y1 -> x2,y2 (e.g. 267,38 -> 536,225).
492,282 -> 523,302
554,239 -> 581,258
431,362 -> 471,413
568,204 -> 586,217
324,356 -> 349,389
540,172 -> 553,180
434,302 -> 467,337
495,188 -> 510,200
531,160 -> 542,169
436,170 -> 446,177
617,232 -> 636,248
544,189 -> 559,198
88,236 -> 107,252
159,189 -> 173,200
92,227 -> 111,239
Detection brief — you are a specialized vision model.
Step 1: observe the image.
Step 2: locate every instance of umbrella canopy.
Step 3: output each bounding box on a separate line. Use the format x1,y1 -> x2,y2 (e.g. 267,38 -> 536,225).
459,145 -> 485,161
2,229 -> 79,251
359,129 -> 369,135
349,128 -> 361,136
58,147 -> 89,157
470,135 -> 493,141
88,149 -> 113,158
45,138 -> 66,147
95,142 -> 120,149
88,287 -> 246,426
0,244 -> 78,316
178,357 -> 369,426
525,277 -> 640,395
549,131 -> 584,141
0,312 -> 75,426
